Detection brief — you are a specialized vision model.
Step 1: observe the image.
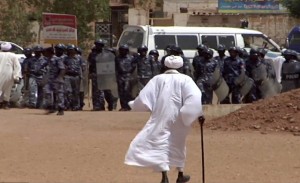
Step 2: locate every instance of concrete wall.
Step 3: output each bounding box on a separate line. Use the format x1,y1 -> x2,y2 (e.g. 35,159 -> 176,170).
128,8 -> 148,25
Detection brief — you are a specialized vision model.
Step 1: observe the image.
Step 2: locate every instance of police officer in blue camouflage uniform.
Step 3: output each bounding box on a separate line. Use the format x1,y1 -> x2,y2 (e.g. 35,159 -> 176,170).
214,44 -> 227,73
42,47 -> 65,115
55,43 -> 67,59
194,48 -> 218,104
88,39 -> 106,111
149,49 -> 161,76
27,45 -> 47,108
135,45 -> 153,91
22,48 -> 34,107
115,44 -> 136,111
75,47 -> 87,110
193,44 -> 208,79
64,44 -> 83,111
222,46 -> 245,104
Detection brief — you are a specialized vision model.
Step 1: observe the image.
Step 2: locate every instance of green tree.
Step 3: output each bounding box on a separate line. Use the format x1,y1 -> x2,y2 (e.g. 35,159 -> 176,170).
0,0 -> 36,46
281,0 -> 300,18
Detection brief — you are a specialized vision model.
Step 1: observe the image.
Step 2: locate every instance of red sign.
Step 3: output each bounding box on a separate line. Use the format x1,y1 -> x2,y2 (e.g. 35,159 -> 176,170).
42,13 -> 77,45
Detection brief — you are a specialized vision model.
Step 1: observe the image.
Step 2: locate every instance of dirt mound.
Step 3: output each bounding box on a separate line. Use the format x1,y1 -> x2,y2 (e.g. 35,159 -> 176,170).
208,89 -> 300,135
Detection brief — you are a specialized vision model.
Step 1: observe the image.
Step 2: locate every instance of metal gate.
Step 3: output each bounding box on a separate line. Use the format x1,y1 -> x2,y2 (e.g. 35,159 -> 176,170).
95,22 -> 113,47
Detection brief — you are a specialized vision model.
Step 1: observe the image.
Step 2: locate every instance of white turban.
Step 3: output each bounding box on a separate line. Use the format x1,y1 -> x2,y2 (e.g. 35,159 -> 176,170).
164,55 -> 183,69
1,42 -> 12,51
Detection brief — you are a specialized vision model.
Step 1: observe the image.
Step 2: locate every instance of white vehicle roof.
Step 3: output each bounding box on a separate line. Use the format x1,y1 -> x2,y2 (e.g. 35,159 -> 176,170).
125,25 -> 265,35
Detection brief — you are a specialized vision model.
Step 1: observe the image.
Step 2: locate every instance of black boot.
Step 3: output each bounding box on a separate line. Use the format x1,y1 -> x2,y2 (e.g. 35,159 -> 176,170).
57,109 -> 64,116
161,171 -> 169,183
176,172 -> 190,183
2,101 -> 10,109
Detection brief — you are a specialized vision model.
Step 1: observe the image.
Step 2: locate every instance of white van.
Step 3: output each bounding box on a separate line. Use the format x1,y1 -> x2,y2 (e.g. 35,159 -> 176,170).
117,25 -> 282,61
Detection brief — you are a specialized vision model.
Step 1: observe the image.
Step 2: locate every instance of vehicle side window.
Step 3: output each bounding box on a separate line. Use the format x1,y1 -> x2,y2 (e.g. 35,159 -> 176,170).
10,44 -> 23,54
218,35 -> 235,49
118,31 -> 144,48
177,35 -> 198,50
154,35 -> 176,49
201,35 -> 218,50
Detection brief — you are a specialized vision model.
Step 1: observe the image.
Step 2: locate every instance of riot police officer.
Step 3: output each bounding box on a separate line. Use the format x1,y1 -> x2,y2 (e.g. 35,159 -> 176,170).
160,44 -> 174,73
115,44 -> 136,111
281,49 -> 300,92
27,45 -> 47,108
149,49 -> 161,76
194,48 -> 218,104
175,46 -> 192,77
135,45 -> 153,91
214,44 -> 227,73
43,47 -> 65,115
222,47 -> 245,104
63,44 -> 83,111
192,44 -> 208,80
88,39 -> 106,111
55,43 -> 66,59
21,48 -> 33,107
75,47 -> 87,110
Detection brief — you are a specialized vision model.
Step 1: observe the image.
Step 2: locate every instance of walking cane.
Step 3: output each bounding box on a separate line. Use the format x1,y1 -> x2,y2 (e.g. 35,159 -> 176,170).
199,116 -> 206,183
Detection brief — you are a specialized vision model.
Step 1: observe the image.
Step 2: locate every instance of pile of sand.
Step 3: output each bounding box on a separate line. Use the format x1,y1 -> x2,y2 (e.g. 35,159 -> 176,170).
208,89 -> 300,135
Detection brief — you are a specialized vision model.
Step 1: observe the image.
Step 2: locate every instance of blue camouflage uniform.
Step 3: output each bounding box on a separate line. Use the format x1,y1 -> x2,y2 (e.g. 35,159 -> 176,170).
43,55 -> 65,112
27,54 -> 48,108
64,54 -> 82,110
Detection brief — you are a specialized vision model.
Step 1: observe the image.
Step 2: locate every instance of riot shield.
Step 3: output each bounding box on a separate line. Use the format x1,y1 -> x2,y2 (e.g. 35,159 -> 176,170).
96,51 -> 118,97
210,67 -> 229,102
234,69 -> 254,96
281,61 -> 300,92
252,63 -> 280,98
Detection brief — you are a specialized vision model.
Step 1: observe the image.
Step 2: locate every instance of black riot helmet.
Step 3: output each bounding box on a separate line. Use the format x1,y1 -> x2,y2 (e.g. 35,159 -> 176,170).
66,44 -> 76,50
119,44 -> 129,56
23,48 -> 32,55
249,48 -> 259,61
119,44 -> 129,51
55,43 -> 66,50
94,39 -> 106,46
196,44 -> 207,51
149,49 -> 159,56
217,44 -> 226,51
228,46 -> 238,58
33,45 -> 43,52
170,45 -> 182,55
257,48 -> 268,58
75,46 -> 82,55
203,48 -> 214,59
137,45 -> 148,53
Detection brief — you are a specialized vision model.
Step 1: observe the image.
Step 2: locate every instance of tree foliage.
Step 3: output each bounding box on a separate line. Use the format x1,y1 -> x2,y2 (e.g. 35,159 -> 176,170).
0,0 -> 36,46
281,0 -> 300,18
0,0 -> 110,49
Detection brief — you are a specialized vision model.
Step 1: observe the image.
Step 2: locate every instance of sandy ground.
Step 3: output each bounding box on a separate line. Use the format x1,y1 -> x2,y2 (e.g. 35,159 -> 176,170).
0,108 -> 300,183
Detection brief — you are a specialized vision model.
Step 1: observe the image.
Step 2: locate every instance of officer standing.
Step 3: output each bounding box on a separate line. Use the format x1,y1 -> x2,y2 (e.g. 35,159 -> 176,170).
214,44 -> 227,73
63,44 -> 83,111
43,47 -> 65,115
55,43 -> 67,59
222,47 -> 245,104
135,45 -> 153,91
87,40 -> 106,111
281,49 -> 300,92
148,49 -> 161,76
194,48 -> 218,104
193,44 -> 208,79
22,48 -> 34,107
75,47 -> 87,110
27,45 -> 47,108
115,44 -> 136,111
176,47 -> 193,77
160,44 -> 174,73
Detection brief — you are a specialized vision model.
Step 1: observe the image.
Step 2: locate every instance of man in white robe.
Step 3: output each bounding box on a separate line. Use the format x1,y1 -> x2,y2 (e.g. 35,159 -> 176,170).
124,55 -> 204,183
0,42 -> 22,109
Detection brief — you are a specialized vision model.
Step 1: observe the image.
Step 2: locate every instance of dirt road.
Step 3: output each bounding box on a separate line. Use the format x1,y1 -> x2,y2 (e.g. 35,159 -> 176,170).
0,109 -> 299,183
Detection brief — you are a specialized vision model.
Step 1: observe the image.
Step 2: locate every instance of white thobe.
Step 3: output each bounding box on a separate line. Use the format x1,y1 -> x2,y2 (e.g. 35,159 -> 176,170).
124,70 -> 203,172
0,52 -> 22,101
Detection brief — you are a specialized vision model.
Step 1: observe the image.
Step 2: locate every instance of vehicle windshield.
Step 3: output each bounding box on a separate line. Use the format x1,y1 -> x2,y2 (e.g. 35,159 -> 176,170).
242,34 -> 279,52
118,31 -> 144,49
289,33 -> 300,46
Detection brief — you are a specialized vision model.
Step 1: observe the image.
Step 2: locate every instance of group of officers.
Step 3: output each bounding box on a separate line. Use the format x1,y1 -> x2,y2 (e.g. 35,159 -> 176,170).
14,39 -> 300,114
